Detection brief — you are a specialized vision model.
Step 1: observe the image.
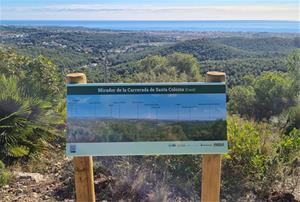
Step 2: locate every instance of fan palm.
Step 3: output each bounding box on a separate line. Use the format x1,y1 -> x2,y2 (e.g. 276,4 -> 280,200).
0,75 -> 61,164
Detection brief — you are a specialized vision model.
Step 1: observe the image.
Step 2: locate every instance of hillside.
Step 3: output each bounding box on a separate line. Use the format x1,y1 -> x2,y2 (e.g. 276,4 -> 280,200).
1,25 -> 298,86
160,38 -> 254,60
214,36 -> 300,53
1,26 -> 299,69
0,26 -> 299,201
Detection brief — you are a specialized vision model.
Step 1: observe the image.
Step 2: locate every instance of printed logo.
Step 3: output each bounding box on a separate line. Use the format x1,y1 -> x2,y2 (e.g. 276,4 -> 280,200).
70,145 -> 76,153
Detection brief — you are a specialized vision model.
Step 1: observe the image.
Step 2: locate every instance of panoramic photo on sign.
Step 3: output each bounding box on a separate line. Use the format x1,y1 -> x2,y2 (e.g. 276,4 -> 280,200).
66,82 -> 227,156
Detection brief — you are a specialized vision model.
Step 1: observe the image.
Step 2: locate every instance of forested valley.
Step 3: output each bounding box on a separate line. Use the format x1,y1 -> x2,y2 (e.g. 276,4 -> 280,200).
0,26 -> 299,201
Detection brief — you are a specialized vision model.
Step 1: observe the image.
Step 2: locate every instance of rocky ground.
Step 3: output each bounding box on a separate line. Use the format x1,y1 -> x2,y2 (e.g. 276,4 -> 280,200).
0,154 -> 75,202
0,153 -> 154,202
0,152 -> 299,202
0,157 -> 117,202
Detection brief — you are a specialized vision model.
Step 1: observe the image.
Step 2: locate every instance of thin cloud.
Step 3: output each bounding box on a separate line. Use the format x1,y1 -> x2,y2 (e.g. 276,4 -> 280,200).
1,4 -> 299,20
3,4 -> 296,12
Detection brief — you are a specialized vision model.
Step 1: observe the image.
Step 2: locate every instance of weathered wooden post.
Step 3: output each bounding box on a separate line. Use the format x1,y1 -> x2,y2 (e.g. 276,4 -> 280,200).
66,73 -> 96,202
201,71 -> 226,202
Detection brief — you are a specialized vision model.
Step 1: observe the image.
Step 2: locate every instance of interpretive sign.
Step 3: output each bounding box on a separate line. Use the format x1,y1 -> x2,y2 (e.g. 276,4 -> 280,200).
66,82 -> 227,156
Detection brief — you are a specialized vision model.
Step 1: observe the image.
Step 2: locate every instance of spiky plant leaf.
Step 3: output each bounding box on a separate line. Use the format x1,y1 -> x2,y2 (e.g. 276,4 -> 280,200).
7,146 -> 30,157
0,75 -> 61,164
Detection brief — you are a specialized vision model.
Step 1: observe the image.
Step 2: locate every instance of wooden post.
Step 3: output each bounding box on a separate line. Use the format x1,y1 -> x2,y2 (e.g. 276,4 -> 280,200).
66,73 -> 96,202
201,71 -> 226,202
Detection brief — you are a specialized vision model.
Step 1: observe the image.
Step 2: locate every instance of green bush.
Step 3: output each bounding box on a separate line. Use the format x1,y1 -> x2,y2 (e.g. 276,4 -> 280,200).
0,48 -> 63,101
223,116 -> 278,197
0,160 -> 10,187
228,86 -> 255,118
229,71 -> 294,120
286,49 -> 300,96
276,104 -> 300,134
222,116 -> 300,200
228,51 -> 300,120
278,128 -> 300,163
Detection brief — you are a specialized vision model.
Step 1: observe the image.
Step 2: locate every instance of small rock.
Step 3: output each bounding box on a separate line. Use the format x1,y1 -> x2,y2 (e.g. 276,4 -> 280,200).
14,172 -> 45,183
32,187 -> 41,193
3,185 -> 9,189
32,192 -> 39,198
42,195 -> 50,200
16,188 -> 23,194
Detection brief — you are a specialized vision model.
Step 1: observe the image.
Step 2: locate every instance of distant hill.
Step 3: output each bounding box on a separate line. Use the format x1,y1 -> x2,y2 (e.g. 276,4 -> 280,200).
214,37 -> 300,53
154,37 -> 299,86
160,38 -> 253,61
200,58 -> 286,86
160,37 -> 300,61
1,26 -> 299,86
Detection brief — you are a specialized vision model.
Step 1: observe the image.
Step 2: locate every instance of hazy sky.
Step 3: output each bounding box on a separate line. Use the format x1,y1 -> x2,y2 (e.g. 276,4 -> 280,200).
1,0 -> 299,21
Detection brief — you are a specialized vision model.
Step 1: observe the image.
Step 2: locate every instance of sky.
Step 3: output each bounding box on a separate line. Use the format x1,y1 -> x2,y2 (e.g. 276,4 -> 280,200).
1,0 -> 299,21
67,94 -> 226,121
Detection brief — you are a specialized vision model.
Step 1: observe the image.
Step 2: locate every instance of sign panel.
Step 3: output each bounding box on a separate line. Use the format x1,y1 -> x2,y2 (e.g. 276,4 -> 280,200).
66,82 -> 227,156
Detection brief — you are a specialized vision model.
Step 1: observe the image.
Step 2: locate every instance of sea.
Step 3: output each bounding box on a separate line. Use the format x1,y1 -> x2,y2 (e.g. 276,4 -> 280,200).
1,20 -> 299,33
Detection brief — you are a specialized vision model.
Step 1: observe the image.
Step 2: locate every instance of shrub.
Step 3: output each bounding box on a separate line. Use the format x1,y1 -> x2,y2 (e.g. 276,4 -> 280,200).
228,51 -> 300,121
274,104 -> 300,135
228,71 -> 294,120
0,48 -> 63,101
0,160 -> 10,187
223,116 -> 300,200
223,116 -> 278,197
228,86 -> 255,118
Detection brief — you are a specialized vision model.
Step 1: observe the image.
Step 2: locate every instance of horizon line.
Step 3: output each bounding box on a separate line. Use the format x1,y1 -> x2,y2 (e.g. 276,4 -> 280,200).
2,19 -> 300,22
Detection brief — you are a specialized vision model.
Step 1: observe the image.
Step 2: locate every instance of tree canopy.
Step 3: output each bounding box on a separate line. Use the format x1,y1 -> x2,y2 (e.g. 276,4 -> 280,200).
0,48 -> 63,101
229,51 -> 300,120
128,52 -> 201,82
